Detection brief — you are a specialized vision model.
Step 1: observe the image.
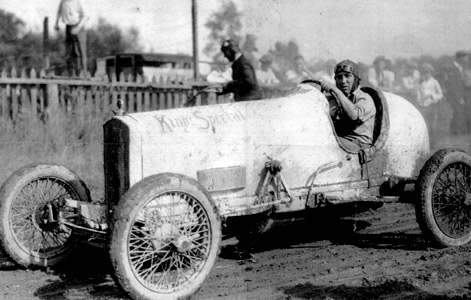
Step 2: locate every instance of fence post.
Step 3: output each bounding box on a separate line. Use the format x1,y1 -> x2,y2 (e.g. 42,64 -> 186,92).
46,82 -> 59,115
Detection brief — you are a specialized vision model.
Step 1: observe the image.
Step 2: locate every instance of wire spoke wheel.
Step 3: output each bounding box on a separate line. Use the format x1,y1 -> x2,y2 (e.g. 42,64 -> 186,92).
10,177 -> 78,259
416,149 -> 471,247
0,164 -> 91,267
110,174 -> 221,300
129,191 -> 211,292
431,162 -> 471,238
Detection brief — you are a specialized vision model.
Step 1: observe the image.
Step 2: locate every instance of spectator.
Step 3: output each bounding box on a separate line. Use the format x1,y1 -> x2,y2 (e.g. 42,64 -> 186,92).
256,54 -> 280,86
55,0 -> 89,76
206,63 -> 232,84
444,50 -> 469,134
417,63 -> 443,137
241,34 -> 260,68
285,55 -> 316,85
400,60 -> 421,104
217,39 -> 262,101
367,55 -> 395,91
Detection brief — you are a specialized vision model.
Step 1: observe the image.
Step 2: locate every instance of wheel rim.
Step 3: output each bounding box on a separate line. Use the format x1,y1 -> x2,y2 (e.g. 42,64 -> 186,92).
128,191 -> 212,293
9,177 -> 79,259
432,162 -> 471,238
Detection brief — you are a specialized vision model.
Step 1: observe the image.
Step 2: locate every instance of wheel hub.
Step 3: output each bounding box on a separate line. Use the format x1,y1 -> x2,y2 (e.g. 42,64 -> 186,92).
32,203 -> 58,231
151,223 -> 179,250
151,223 -> 197,252
173,235 -> 194,252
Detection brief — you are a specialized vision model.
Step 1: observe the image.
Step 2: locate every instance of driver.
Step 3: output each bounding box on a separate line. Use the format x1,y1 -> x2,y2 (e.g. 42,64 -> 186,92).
319,60 -> 376,152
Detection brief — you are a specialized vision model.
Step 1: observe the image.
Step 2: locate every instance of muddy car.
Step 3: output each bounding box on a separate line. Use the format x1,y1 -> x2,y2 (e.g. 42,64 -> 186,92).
1,83 -> 470,300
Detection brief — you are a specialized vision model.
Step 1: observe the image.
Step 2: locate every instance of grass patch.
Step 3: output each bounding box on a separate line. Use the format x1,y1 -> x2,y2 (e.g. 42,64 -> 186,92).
0,110 -> 106,201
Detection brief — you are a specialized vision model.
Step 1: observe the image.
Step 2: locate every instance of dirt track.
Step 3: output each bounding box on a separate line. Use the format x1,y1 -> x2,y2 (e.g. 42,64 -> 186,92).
2,200 -> 471,300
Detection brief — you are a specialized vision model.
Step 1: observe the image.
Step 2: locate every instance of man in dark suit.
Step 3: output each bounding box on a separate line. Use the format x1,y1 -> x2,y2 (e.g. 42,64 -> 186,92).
445,50 -> 469,134
218,39 -> 262,101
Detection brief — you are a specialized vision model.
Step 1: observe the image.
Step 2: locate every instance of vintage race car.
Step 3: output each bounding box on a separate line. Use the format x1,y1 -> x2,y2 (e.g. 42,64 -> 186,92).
1,82 -> 470,300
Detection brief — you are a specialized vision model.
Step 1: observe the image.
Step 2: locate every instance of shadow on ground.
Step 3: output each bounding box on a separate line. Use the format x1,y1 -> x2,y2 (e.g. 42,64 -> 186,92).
221,201 -> 433,259
279,280 -> 471,300
32,245 -> 125,299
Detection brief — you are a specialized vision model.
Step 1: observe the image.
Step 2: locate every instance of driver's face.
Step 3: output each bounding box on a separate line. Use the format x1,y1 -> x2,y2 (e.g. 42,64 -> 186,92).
335,73 -> 355,95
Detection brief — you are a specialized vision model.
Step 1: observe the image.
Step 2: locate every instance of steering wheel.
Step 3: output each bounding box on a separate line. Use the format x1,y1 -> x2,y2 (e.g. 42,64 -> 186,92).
299,79 -> 343,119
181,85 -> 222,108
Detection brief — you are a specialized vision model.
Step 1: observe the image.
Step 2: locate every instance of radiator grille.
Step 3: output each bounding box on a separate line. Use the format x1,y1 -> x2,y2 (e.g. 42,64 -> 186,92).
103,119 -> 130,218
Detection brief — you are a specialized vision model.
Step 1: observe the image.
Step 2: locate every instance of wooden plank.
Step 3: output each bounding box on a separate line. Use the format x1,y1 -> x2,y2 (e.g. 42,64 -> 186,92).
31,85 -> 38,119
151,91 -> 158,110
166,90 -> 172,109
103,88 -> 110,115
78,87 -> 85,123
47,84 -> 60,115
1,69 -> 8,119
112,88 -> 118,114
144,90 -> 150,111
128,90 -> 135,113
21,84 -> 29,119
30,69 -> 38,119
136,89 -> 143,112
86,87 -> 93,119
39,87 -> 45,118
158,90 -> 165,110
12,85 -> 18,121
120,88 -> 126,113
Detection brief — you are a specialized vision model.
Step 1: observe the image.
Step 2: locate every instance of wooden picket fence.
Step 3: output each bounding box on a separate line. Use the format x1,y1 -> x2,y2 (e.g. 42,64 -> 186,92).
0,68 -> 291,124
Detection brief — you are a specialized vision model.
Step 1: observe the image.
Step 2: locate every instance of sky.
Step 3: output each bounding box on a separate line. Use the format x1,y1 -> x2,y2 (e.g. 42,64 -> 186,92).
1,0 -> 471,64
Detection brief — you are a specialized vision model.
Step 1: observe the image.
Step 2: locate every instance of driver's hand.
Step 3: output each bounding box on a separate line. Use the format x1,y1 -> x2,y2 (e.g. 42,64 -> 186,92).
213,85 -> 224,96
319,81 -> 335,93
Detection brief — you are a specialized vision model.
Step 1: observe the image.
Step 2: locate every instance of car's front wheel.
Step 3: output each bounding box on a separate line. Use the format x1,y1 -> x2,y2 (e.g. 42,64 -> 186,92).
109,173 -> 222,300
0,164 -> 91,267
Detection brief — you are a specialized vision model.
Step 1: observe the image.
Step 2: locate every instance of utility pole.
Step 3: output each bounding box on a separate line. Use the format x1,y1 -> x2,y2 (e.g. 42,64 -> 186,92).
192,0 -> 199,81
43,17 -> 50,69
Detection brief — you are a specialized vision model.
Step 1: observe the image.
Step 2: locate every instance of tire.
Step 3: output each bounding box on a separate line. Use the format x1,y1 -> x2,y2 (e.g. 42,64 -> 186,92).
0,163 -> 91,267
109,173 -> 222,300
416,149 -> 471,247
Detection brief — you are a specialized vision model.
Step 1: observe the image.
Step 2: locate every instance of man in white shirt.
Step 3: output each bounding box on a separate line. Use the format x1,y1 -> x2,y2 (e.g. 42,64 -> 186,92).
256,54 -> 280,86
367,56 -> 395,91
418,63 -> 443,137
55,0 -> 88,76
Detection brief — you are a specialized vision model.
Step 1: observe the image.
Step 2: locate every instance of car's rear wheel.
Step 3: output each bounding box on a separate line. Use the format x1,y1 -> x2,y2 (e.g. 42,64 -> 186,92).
109,173 -> 221,300
416,149 -> 471,247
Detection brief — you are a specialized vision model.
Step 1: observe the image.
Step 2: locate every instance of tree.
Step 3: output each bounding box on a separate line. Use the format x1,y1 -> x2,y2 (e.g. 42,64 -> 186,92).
203,1 -> 243,62
0,9 -> 27,68
0,9 -> 25,42
87,17 -> 141,60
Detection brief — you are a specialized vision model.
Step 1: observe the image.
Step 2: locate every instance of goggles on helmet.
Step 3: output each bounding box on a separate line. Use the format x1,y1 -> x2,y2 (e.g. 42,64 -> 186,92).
335,64 -> 354,75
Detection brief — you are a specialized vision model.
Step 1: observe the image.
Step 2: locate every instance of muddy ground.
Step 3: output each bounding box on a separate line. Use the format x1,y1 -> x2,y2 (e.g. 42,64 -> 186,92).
2,200 -> 471,300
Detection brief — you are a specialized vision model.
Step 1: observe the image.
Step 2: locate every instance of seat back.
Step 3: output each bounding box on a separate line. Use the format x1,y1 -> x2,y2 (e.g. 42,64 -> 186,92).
359,87 -> 390,162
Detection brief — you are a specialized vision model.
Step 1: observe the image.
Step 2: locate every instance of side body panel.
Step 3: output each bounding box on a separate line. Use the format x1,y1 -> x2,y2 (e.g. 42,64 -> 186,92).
103,86 -> 430,215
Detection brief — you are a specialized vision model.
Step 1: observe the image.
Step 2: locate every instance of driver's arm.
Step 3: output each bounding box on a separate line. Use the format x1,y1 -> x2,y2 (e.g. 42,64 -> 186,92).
322,84 -> 359,120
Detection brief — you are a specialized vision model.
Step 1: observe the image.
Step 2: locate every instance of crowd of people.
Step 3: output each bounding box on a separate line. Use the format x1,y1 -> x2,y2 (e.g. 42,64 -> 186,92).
208,36 -> 471,138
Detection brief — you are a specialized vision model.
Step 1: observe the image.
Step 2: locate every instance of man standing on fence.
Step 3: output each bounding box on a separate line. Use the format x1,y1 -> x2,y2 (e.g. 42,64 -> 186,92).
217,39 -> 262,101
55,0 -> 88,77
